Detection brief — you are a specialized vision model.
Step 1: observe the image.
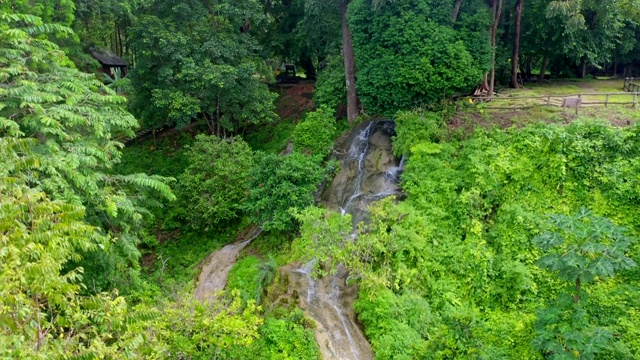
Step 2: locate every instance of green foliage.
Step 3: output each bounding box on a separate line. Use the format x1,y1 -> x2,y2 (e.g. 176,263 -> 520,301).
129,0 -> 278,132
227,256 -> 263,301
392,110 -> 446,156
0,11 -> 175,292
308,117 -> 640,358
137,291 -> 262,359
313,55 -> 347,112
348,0 -> 484,116
244,152 -> 325,231
103,67 -> 129,95
291,206 -> 352,276
532,209 -> 636,359
224,309 -> 319,360
0,177 -> 138,358
227,255 -> 278,304
533,293 -> 613,360
245,118 -> 297,154
534,209 -> 636,290
1,0 -> 75,27
292,106 -> 336,159
179,135 -> 254,230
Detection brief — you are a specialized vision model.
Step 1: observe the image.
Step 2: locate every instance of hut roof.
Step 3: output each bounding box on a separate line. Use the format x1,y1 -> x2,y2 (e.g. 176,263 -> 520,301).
90,48 -> 127,67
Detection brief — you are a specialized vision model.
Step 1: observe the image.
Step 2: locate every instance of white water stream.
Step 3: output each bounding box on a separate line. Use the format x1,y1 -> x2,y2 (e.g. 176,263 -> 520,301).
287,120 -> 404,359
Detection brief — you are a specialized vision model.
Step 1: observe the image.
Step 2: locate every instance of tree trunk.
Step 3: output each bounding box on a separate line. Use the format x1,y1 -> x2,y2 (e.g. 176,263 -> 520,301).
538,54 -> 548,83
574,276 -> 581,303
489,0 -> 503,98
452,0 -> 465,22
510,0 -> 523,88
341,0 -> 359,123
581,60 -> 587,78
613,60 -> 617,77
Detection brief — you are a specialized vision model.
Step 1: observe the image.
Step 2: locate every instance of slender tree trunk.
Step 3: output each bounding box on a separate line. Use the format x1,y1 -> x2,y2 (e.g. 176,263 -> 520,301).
613,60 -> 617,77
489,0 -> 503,98
341,0 -> 359,123
216,97 -> 221,138
452,0 -> 465,22
538,54 -> 549,83
116,22 -> 123,57
510,0 -> 523,88
581,60 -> 587,78
574,277 -> 581,303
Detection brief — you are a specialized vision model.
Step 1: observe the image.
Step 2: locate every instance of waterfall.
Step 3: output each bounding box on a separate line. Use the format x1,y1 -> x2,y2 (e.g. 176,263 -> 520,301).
287,119 -> 403,360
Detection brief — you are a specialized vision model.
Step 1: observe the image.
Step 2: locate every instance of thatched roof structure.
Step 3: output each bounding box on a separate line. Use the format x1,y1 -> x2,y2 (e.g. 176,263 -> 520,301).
90,48 -> 127,67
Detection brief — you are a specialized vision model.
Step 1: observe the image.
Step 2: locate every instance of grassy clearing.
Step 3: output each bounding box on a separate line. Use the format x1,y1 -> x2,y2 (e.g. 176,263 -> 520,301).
453,78 -> 640,134
498,78 -> 628,96
491,79 -> 637,106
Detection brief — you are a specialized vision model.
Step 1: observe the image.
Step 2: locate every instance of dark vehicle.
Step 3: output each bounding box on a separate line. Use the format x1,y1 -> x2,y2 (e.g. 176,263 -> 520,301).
276,64 -> 299,84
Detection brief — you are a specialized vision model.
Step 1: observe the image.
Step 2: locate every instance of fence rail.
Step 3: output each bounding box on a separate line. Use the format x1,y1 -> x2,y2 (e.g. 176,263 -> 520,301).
625,78 -> 640,92
472,91 -> 639,113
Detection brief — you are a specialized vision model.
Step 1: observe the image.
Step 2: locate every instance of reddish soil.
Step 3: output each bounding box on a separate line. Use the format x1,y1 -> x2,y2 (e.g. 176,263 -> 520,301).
273,81 -> 315,120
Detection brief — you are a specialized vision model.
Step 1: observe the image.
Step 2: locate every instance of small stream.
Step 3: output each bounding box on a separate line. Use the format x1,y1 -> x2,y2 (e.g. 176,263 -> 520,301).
194,226 -> 262,303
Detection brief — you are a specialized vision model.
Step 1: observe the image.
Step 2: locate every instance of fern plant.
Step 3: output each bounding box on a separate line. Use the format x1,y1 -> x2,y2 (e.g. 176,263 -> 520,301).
0,11 -> 175,291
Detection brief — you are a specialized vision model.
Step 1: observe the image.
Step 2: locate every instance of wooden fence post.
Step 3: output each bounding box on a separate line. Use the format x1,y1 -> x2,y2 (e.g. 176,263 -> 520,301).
634,92 -> 638,109
547,96 -> 551,106
605,94 -> 609,107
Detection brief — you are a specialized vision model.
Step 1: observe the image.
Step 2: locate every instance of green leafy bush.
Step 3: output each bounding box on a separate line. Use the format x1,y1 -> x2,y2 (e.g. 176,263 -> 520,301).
179,135 -> 254,230
292,106 -> 337,159
349,0 -> 484,116
532,209 -> 636,359
244,152 -> 325,231
392,110 -> 446,156
223,310 -> 319,360
313,55 -> 347,113
227,256 -> 262,301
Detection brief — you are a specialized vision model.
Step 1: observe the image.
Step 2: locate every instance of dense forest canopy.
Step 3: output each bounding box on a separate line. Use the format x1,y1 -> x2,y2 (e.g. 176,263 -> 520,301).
1,0 -> 640,358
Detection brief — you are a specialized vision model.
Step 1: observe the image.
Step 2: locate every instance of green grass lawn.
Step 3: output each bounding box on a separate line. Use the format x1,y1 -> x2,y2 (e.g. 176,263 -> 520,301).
455,78 -> 640,133
498,78 -> 629,96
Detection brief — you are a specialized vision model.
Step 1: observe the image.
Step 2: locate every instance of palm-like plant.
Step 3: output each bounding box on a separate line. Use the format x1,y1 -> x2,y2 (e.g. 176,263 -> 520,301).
254,256 -> 278,303
103,67 -> 129,94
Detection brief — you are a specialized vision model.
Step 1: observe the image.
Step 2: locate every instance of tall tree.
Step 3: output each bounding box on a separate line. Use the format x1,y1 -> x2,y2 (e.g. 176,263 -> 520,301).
0,10 -> 175,292
452,0 -> 465,22
349,0 -> 484,115
510,0 -> 523,87
341,0 -> 359,123
532,209 -> 636,359
489,0 -> 503,97
129,0 -> 277,134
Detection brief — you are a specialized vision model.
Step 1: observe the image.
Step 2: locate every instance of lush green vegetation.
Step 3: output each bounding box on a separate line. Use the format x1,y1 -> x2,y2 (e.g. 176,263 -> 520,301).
3,0 -> 640,358
297,112 -> 640,358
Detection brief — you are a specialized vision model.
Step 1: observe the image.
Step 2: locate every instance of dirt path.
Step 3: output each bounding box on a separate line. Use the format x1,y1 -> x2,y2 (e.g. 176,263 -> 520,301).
194,225 -> 262,302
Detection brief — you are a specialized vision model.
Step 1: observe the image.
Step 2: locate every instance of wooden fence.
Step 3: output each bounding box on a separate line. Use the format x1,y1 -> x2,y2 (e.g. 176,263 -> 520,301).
473,92 -> 639,113
625,78 -> 640,92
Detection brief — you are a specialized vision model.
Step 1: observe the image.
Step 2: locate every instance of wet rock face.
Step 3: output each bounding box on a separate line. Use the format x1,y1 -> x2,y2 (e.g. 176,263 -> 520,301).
321,120 -> 403,224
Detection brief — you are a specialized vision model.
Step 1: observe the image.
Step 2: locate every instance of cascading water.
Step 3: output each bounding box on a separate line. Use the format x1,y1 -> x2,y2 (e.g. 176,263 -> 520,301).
325,119 -> 404,225
284,119 -> 404,360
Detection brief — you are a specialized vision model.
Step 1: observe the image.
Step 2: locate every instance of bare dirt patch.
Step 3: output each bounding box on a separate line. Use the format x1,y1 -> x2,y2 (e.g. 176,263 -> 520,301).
273,81 -> 315,120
